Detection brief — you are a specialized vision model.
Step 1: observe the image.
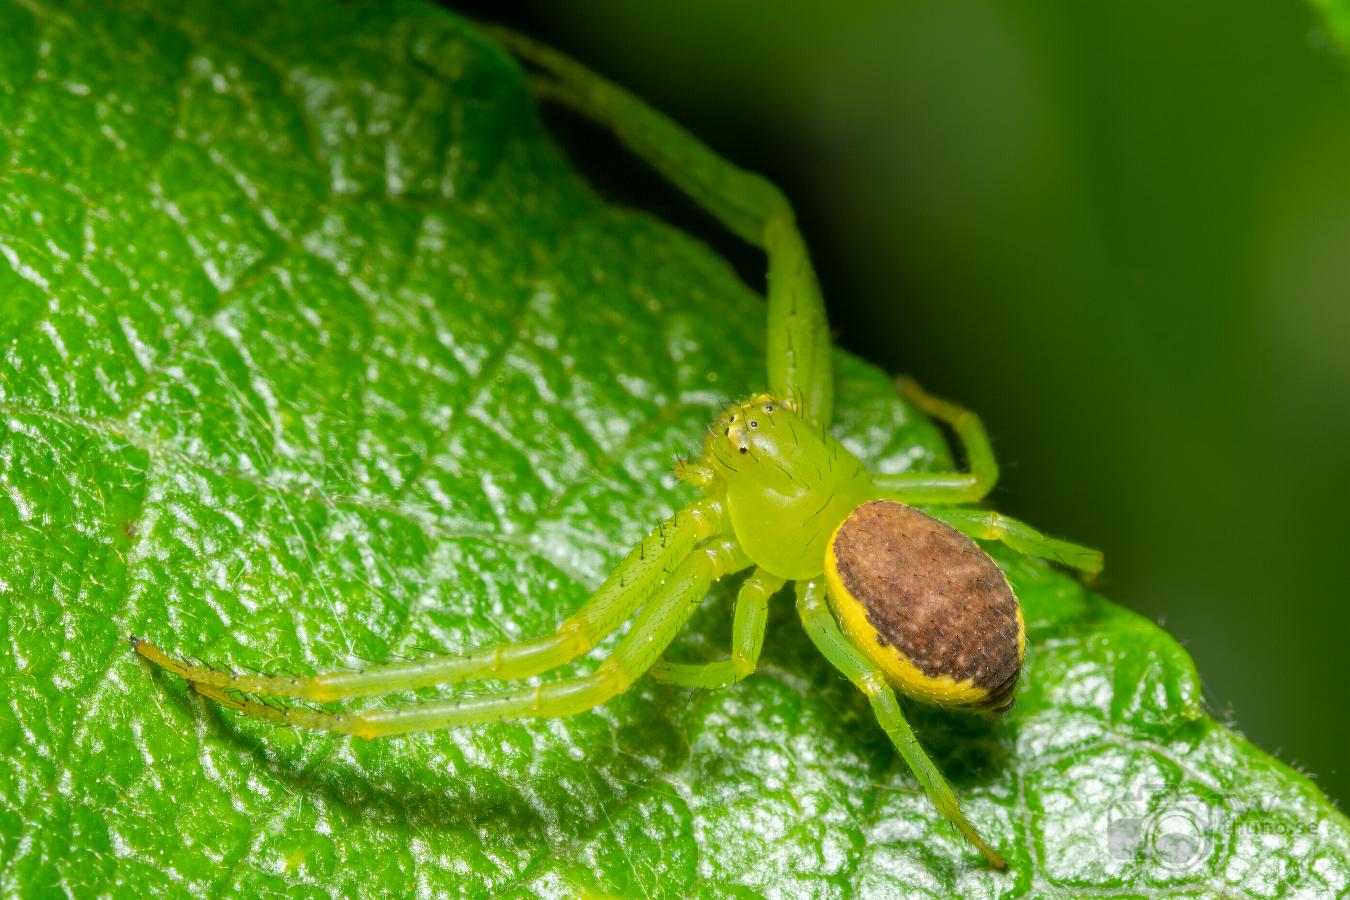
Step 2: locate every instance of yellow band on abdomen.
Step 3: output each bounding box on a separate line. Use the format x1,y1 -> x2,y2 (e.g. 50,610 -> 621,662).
822,501 -> 1024,711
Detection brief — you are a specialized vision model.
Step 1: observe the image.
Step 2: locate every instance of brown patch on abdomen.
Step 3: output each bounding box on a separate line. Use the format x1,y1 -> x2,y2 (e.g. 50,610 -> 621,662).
832,500 -> 1021,709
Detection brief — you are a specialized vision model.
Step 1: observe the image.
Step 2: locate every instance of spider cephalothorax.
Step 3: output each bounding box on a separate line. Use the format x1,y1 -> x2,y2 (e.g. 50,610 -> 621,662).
131,29 -> 1101,869
690,393 -> 876,580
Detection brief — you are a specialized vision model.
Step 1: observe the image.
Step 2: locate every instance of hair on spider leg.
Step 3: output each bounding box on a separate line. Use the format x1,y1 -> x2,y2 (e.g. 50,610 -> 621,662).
401,644 -> 460,661
228,660 -> 273,680
360,651 -> 408,666
338,643 -> 398,665
246,692 -> 291,711
190,653 -> 227,676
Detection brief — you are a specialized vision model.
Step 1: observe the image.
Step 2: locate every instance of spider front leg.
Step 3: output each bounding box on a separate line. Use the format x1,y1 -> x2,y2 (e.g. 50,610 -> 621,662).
489,28 -> 834,428
134,499 -> 725,701
651,566 -> 786,689
190,538 -> 752,738
873,377 -> 998,504
922,506 -> 1103,576
795,578 -> 1007,869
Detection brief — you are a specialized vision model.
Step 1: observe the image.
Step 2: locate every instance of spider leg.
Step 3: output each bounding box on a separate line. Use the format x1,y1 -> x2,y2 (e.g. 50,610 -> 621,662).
674,457 -> 717,488
187,538 -> 752,738
134,498 -> 726,701
922,506 -> 1103,577
651,566 -> 786,689
487,27 -> 834,428
795,578 -> 1007,869
873,377 -> 998,504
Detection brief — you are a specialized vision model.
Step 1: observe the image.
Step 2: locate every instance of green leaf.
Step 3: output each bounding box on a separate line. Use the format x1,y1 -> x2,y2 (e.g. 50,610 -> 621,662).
1,2 -> 1346,896
1309,0 -> 1350,53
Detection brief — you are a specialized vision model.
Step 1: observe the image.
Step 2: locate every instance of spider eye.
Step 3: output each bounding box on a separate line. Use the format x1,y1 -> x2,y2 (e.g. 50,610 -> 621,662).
739,446 -> 748,454
763,404 -> 774,413
749,421 -> 758,429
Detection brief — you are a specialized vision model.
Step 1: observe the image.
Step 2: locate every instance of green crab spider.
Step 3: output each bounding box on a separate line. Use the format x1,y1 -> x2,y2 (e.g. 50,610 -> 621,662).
131,28 -> 1103,870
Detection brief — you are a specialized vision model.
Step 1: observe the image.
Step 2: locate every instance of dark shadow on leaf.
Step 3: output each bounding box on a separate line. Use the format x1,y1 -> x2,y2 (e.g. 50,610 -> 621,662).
192,669 -> 696,857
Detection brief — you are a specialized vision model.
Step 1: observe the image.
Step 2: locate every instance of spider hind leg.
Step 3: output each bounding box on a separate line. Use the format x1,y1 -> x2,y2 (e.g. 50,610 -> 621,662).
925,506 -> 1103,577
795,578 -> 1008,868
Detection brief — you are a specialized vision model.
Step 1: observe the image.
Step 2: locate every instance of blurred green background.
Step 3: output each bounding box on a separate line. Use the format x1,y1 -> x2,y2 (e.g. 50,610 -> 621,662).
458,1 -> 1350,805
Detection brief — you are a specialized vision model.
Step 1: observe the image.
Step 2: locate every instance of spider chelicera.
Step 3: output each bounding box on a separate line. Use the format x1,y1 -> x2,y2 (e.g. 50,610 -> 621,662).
132,28 -> 1102,868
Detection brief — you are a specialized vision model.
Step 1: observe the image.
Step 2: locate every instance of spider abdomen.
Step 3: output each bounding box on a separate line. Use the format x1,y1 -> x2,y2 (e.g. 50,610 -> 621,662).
824,500 -> 1024,712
